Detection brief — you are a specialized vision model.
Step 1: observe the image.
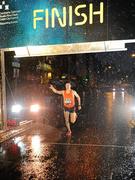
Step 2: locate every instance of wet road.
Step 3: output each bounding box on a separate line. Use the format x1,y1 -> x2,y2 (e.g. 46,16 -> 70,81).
1,91 -> 135,179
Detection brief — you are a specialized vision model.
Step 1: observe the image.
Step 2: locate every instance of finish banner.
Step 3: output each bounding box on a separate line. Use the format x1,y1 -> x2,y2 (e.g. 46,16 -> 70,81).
0,0 -> 134,48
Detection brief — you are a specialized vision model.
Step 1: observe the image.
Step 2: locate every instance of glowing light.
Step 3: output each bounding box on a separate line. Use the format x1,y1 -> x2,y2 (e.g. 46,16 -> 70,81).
48,72 -> 52,79
131,53 -> 135,57
113,92 -> 116,100
11,104 -> 22,113
122,92 -> 125,101
61,75 -> 66,79
31,135 -> 41,155
14,137 -> 22,144
30,104 -> 40,112
108,66 -> 111,69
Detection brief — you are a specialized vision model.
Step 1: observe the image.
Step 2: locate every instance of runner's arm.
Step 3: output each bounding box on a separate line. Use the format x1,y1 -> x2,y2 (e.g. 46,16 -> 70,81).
74,91 -> 81,108
50,85 -> 63,95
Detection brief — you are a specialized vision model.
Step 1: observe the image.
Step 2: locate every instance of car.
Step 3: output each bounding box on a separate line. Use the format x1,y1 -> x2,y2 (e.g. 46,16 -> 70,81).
112,83 -> 133,93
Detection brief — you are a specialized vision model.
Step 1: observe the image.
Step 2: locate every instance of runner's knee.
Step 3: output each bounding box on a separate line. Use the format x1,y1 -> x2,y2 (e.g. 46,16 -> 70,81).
70,113 -> 77,123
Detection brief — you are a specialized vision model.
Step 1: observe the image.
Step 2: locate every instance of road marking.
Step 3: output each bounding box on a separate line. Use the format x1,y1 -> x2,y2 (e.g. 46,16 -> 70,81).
19,120 -> 33,125
44,142 -> 129,148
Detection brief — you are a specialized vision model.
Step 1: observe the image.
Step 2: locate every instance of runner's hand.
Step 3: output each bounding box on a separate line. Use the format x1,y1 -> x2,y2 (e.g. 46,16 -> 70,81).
50,85 -> 53,90
78,105 -> 81,110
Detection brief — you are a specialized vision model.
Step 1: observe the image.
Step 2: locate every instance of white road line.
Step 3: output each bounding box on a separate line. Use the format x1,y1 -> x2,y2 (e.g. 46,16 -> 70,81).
43,142 -> 129,148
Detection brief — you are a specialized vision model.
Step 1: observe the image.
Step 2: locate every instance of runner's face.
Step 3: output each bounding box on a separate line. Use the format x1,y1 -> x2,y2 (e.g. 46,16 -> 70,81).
65,83 -> 71,90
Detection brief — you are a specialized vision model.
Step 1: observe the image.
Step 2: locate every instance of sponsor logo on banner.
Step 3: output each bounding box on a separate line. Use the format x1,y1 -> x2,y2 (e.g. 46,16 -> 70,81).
0,0 -> 21,26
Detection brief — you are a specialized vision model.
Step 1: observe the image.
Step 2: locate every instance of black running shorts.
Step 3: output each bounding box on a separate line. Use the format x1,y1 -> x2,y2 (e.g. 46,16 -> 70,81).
64,106 -> 75,113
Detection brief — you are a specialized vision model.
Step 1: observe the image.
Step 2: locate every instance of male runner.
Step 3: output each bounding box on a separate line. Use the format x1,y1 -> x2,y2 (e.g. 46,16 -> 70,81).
50,82 -> 81,136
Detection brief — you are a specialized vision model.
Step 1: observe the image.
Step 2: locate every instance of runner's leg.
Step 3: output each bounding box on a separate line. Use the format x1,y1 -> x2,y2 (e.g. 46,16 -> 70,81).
64,111 -> 71,133
70,112 -> 77,124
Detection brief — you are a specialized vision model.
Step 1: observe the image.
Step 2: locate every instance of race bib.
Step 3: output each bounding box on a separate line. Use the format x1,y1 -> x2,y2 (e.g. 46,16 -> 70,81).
65,98 -> 71,104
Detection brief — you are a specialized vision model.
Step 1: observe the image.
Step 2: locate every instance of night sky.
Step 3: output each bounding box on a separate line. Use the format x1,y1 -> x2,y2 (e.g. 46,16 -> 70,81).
108,0 -> 135,40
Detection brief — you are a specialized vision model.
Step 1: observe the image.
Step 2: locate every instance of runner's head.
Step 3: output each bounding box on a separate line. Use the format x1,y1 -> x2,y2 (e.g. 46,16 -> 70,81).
65,81 -> 71,90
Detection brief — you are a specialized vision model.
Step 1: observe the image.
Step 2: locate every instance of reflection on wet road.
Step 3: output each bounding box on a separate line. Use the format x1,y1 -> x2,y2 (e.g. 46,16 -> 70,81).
1,92 -> 135,179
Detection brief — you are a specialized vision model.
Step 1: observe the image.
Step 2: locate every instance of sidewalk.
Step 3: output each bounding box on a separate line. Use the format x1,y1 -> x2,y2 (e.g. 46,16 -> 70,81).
0,120 -> 33,143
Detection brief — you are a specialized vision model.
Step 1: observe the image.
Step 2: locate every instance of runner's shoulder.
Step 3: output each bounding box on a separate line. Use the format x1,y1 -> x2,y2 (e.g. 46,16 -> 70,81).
61,90 -> 65,94
72,90 -> 76,94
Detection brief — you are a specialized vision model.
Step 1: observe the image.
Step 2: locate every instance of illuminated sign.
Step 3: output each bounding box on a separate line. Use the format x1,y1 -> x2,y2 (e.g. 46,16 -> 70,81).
33,2 -> 104,29
0,0 -> 134,48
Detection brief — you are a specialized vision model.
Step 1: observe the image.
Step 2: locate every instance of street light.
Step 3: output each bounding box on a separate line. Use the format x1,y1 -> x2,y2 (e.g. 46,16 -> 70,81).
11,104 -> 22,113
30,104 -> 40,112
131,53 -> 135,58
108,66 -> 112,69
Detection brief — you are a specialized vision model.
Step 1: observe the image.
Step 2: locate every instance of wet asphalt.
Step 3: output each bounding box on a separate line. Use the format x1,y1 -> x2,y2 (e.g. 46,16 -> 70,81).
0,91 -> 135,180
